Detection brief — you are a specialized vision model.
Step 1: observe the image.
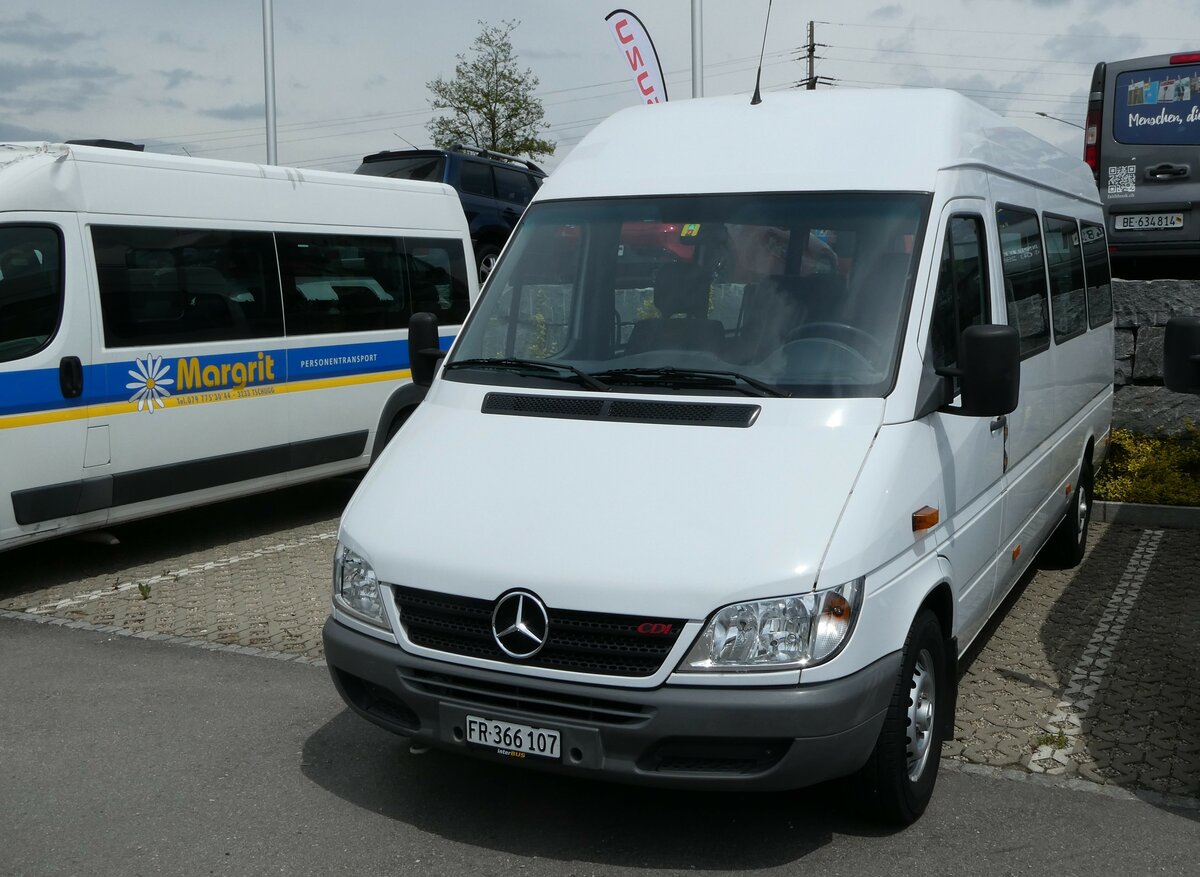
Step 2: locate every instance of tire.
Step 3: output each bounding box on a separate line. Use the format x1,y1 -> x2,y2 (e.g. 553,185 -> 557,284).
853,609 -> 949,825
476,244 -> 501,284
1044,458 -> 1093,568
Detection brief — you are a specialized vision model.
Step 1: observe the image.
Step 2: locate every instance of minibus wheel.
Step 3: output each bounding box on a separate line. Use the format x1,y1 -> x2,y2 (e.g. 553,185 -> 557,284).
1044,459 -> 1093,568
853,609 -> 947,825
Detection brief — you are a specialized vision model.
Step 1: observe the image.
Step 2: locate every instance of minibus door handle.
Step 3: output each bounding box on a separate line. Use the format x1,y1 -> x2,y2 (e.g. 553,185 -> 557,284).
59,356 -> 84,399
989,415 -> 1007,433
1146,163 -> 1189,180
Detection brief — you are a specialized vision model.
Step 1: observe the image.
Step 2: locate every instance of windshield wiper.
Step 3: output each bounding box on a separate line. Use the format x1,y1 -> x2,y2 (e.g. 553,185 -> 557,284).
589,367 -> 789,398
443,357 -> 611,391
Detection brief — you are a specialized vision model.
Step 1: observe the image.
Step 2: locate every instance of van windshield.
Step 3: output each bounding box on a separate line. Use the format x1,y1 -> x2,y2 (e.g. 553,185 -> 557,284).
1114,65 -> 1200,145
446,193 -> 929,398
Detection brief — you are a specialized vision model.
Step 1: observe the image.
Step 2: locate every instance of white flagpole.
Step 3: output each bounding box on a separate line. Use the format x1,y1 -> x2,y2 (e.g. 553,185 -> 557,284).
691,0 -> 704,97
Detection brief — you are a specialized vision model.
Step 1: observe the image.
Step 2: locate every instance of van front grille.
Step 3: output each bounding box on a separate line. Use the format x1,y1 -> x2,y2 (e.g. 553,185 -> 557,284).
402,668 -> 652,725
392,585 -> 685,677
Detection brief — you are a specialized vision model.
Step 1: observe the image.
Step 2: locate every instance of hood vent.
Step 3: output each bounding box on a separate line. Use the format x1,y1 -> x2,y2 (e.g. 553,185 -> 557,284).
482,392 -> 759,428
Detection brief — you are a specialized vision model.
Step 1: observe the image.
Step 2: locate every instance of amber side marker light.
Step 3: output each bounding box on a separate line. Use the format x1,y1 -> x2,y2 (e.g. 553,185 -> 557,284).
912,506 -> 939,532
1012,544 -> 1022,562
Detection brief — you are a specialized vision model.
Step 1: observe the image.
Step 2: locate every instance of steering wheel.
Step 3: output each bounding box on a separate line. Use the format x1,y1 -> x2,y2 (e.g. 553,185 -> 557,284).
782,321 -> 886,365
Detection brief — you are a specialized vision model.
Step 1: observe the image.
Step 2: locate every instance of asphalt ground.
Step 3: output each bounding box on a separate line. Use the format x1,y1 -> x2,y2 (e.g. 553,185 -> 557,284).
2,477 -> 1198,807
3,616 -> 1199,877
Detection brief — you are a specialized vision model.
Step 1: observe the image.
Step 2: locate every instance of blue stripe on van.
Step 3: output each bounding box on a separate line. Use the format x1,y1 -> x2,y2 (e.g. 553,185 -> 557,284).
0,337 -> 440,418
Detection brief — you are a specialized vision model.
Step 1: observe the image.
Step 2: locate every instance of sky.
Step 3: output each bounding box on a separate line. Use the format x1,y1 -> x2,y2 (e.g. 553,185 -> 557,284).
0,0 -> 1193,173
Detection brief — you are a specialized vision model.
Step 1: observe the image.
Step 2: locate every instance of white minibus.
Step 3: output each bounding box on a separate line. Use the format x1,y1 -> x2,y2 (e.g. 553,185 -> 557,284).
323,90 -> 1114,824
0,143 -> 477,551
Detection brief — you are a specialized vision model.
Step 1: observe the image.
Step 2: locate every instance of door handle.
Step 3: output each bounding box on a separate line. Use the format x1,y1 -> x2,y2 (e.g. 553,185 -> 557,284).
59,356 -> 83,399
990,415 -> 1007,433
1146,163 -> 1189,180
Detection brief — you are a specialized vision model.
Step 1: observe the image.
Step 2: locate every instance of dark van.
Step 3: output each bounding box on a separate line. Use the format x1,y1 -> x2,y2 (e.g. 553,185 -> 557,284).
1086,51 -> 1200,277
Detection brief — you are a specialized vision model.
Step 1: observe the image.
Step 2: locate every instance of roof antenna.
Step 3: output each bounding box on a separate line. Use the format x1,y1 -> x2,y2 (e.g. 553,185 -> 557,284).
392,131 -> 419,150
750,0 -> 774,105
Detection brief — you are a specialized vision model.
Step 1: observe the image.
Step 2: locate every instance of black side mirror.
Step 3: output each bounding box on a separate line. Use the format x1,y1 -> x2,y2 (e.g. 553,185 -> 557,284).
938,324 -> 1021,417
408,312 -> 445,388
1164,315 -> 1200,394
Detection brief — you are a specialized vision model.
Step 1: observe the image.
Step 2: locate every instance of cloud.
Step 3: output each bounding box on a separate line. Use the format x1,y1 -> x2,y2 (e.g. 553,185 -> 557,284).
156,31 -> 204,52
0,119 -> 62,142
1041,22 -> 1145,65
199,102 -> 265,121
364,75 -> 387,90
0,12 -> 92,52
158,68 -> 200,90
870,5 -> 905,19
0,60 -> 126,114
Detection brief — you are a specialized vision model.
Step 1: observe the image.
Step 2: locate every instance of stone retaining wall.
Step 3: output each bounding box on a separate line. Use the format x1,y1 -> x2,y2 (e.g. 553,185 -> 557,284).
1112,278 -> 1200,436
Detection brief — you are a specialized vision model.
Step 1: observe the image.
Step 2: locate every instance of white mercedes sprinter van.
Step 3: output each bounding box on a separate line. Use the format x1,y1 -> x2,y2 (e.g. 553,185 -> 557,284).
324,90 -> 1114,824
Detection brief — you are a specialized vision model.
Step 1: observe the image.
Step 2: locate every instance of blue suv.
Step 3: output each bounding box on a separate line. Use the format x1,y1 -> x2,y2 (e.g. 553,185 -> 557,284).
355,144 -> 546,282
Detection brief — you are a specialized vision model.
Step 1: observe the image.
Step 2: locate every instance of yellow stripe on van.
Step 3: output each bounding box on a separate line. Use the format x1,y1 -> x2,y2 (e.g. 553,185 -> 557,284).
0,369 -> 413,430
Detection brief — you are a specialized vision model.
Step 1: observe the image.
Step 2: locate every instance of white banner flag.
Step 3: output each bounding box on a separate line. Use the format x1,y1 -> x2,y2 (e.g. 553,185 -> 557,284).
604,9 -> 668,104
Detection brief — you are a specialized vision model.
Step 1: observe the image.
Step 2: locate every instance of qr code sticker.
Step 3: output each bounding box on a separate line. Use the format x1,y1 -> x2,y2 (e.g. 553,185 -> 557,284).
1108,165 -> 1136,195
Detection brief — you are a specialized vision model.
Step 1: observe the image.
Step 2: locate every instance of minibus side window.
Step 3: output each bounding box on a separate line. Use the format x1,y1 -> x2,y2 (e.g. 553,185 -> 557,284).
1081,222 -> 1113,328
1044,214 -> 1088,343
996,207 -> 1051,358
92,226 -> 282,348
0,225 -> 62,363
278,233 -> 427,335
404,239 -> 471,326
929,215 -> 990,396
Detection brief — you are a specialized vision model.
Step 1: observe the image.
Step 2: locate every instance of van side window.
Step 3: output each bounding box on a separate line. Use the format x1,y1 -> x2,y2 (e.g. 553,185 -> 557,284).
277,234 -> 410,335
930,215 -> 990,395
996,207 -> 1050,357
404,238 -> 471,325
0,226 -> 62,364
92,226 -> 282,347
1043,214 -> 1087,342
1081,222 -> 1113,328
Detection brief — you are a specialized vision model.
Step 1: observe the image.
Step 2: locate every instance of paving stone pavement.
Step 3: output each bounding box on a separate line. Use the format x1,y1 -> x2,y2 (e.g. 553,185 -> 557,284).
2,482 -> 1197,803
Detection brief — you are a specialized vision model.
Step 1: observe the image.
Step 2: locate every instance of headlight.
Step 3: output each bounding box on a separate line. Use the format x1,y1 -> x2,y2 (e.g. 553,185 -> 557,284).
679,578 -> 863,672
332,542 -> 391,630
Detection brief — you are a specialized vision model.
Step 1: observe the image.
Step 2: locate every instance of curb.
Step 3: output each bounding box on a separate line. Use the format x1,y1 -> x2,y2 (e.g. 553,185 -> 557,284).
1093,500 -> 1200,529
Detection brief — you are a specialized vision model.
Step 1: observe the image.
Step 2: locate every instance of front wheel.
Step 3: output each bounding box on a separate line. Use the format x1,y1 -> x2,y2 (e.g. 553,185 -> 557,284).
1043,458 -> 1093,568
853,609 -> 949,825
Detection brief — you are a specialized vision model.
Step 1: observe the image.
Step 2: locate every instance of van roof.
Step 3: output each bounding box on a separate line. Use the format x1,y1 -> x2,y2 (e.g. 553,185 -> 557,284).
0,142 -> 466,231
538,89 -> 1099,205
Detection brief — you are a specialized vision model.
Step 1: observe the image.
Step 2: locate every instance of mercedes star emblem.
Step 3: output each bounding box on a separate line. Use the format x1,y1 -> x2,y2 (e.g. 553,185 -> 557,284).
491,590 -> 550,659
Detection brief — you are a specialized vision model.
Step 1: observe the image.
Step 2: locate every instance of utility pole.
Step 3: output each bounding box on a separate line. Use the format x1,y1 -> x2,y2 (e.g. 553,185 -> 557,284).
806,20 -> 815,90
797,20 -> 834,90
691,0 -> 704,98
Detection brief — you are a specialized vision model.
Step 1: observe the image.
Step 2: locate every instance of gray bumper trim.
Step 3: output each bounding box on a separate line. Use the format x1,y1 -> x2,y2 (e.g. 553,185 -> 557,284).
323,617 -> 901,791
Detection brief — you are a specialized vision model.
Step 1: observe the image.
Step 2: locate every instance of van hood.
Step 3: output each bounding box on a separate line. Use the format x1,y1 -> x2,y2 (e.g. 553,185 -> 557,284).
341,383 -> 883,620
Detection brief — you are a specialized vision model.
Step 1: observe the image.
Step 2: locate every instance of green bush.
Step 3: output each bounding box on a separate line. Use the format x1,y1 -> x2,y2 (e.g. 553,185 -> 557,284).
1095,425 -> 1200,506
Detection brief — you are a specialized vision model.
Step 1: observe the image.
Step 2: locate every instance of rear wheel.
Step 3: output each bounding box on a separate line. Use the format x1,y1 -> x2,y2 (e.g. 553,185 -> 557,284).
854,609 -> 948,825
1044,458 -> 1093,568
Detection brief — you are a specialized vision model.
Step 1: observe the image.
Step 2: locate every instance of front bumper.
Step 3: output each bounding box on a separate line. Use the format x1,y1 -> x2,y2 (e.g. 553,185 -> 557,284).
323,616 -> 900,791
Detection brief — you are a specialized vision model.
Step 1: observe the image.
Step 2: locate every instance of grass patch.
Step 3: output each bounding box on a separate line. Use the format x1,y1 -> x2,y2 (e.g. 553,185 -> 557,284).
1095,426 -> 1200,506
1034,732 -> 1070,749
